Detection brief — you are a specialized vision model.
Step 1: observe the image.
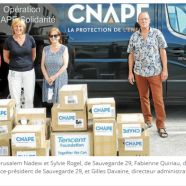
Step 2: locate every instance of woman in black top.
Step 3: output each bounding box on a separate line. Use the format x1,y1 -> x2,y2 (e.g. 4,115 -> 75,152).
3,18 -> 36,109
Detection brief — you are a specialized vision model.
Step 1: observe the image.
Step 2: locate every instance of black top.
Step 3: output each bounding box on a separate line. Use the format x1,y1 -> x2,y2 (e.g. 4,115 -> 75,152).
3,34 -> 36,71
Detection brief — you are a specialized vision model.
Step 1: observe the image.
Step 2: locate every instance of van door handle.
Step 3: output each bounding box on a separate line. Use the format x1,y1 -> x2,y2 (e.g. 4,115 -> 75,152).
168,49 -> 184,56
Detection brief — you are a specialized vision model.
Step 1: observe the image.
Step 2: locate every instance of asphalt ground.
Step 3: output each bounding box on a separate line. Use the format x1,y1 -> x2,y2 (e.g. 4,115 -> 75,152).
116,103 -> 186,156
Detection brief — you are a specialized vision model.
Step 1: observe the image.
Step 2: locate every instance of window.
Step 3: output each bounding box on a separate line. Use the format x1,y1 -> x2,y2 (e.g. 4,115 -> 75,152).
167,4 -> 186,35
30,4 -> 38,8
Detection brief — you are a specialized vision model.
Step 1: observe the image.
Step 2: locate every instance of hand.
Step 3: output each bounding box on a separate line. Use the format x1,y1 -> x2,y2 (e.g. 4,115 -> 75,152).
161,70 -> 168,81
50,75 -> 57,82
46,77 -> 52,84
128,73 -> 135,85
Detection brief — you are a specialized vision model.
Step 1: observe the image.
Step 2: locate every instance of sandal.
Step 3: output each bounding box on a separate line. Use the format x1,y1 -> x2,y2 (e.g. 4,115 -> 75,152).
145,123 -> 153,129
157,128 -> 168,138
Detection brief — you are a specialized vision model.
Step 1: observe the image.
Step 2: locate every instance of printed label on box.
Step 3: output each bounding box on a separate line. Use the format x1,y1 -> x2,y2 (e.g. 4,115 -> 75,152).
92,104 -> 112,118
65,95 -> 78,104
18,109 -> 45,114
0,108 -> 8,120
122,115 -> 139,122
122,124 -> 141,138
94,123 -> 113,136
0,146 -> 8,155
58,113 -> 76,125
17,151 -> 36,156
124,139 -> 143,151
0,99 -> 11,105
14,133 -> 36,148
33,119 -> 45,125
55,134 -> 90,156
0,125 -> 8,135
74,119 -> 84,128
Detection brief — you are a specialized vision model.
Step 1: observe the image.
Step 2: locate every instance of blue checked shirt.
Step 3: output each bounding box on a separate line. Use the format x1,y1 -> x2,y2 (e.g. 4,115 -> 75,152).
127,27 -> 167,77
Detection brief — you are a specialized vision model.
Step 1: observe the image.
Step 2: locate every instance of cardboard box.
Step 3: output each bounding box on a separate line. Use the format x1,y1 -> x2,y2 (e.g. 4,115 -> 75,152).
12,140 -> 50,156
11,125 -> 45,149
0,99 -> 16,121
59,84 -> 87,110
117,113 -> 145,139
50,129 -> 93,156
15,108 -> 46,125
0,117 -> 14,139
87,98 -> 115,119
93,118 -> 117,156
118,130 -> 150,156
52,104 -> 87,131
46,118 -> 51,140
0,139 -> 11,156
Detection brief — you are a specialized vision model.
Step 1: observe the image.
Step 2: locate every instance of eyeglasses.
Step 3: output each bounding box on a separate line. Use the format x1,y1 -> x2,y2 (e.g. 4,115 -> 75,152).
49,34 -> 59,38
138,18 -> 149,21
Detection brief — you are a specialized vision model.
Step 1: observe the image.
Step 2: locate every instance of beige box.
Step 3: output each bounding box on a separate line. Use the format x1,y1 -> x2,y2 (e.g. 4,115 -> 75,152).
11,125 -> 45,149
87,98 -> 115,119
59,84 -> 87,110
0,117 -> 14,139
0,99 -> 16,121
46,118 -> 51,140
12,140 -> 50,156
15,108 -> 46,125
117,113 -> 145,139
118,130 -> 150,156
0,139 -> 11,156
93,118 -> 117,156
52,104 -> 87,131
51,129 -> 93,156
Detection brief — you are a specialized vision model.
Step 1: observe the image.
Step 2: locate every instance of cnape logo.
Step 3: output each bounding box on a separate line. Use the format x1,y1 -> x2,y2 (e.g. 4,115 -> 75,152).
0,111 -> 7,115
58,113 -> 76,121
123,128 -> 141,134
95,125 -> 113,132
124,140 -> 142,147
16,136 -> 35,142
68,4 -> 149,23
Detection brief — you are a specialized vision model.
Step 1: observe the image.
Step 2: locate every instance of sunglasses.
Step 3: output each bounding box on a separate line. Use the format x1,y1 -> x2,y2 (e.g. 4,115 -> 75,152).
49,34 -> 59,38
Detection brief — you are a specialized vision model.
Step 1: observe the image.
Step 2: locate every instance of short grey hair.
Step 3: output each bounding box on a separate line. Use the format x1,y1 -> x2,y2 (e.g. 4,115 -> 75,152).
138,12 -> 151,20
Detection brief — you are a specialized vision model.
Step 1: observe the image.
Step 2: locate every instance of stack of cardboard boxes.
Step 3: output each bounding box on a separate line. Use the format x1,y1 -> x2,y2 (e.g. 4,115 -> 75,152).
117,113 -> 150,156
0,99 -> 16,156
11,108 -> 50,156
87,98 -> 117,156
50,84 -> 93,156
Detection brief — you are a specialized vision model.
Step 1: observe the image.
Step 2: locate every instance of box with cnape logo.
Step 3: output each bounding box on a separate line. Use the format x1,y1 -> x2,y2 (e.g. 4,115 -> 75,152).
118,130 -> 150,156
59,84 -> 87,110
0,117 -> 14,139
117,113 -> 145,139
52,104 -> 87,131
87,98 -> 115,119
15,108 -> 46,125
50,129 -> 93,156
93,118 -> 117,156
0,99 -> 16,121
11,125 -> 45,149
12,140 -> 50,156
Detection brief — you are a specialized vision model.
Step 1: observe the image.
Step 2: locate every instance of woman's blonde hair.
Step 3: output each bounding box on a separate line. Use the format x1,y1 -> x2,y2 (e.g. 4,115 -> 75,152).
11,18 -> 26,34
48,27 -> 62,44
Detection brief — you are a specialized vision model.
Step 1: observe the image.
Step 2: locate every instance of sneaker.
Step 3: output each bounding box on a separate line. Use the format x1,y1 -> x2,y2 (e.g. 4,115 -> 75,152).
145,123 -> 153,129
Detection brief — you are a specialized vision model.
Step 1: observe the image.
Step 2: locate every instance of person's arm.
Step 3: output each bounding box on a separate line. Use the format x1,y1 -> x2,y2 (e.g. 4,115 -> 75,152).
32,47 -> 36,62
50,47 -> 69,82
41,49 -> 53,85
160,48 -> 168,81
3,50 -> 10,64
128,53 -> 135,85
